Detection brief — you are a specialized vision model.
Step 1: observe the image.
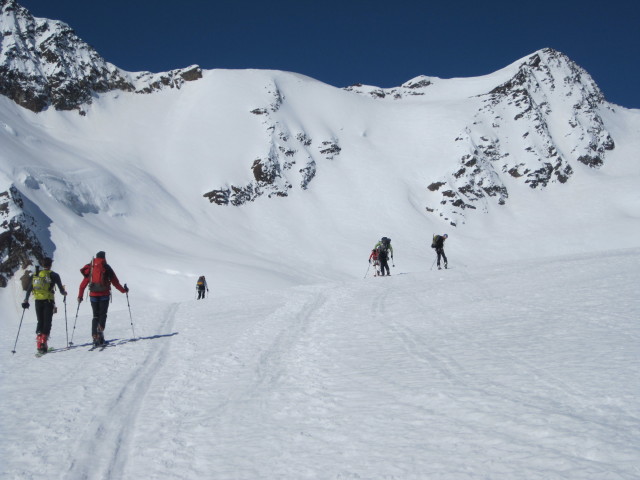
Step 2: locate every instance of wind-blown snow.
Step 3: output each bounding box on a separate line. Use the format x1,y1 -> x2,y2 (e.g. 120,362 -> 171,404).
1,249 -> 639,479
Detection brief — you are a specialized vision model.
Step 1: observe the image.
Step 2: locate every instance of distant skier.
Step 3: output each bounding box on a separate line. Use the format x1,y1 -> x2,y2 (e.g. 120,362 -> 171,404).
374,237 -> 394,276
368,249 -> 381,277
22,257 -> 67,353
196,275 -> 209,299
77,251 -> 128,346
431,234 -> 448,269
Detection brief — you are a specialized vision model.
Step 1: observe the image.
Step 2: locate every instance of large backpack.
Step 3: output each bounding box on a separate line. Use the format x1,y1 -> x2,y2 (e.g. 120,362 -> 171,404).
197,276 -> 205,287
86,257 -> 110,293
378,237 -> 391,253
21,270 -> 33,291
32,269 -> 54,300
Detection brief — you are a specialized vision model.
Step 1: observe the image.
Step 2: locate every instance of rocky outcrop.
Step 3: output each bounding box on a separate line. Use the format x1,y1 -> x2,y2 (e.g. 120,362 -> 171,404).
204,83 -> 341,206
343,76 -> 434,100
0,184 -> 51,288
423,48 -> 615,226
0,0 -> 202,113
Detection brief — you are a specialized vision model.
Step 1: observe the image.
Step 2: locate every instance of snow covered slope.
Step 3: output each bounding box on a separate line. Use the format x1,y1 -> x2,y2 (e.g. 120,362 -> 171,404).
2,250 -> 639,479
0,1 -> 639,312
1,2 -> 640,478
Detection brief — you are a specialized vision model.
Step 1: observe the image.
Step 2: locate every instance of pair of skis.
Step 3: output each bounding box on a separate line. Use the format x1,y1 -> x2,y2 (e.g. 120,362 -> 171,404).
35,339 -> 112,357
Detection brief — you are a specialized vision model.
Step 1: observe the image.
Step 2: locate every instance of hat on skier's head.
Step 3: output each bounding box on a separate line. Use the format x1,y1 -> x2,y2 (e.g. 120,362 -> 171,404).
41,257 -> 52,268
443,234 -> 448,239
96,251 -> 106,259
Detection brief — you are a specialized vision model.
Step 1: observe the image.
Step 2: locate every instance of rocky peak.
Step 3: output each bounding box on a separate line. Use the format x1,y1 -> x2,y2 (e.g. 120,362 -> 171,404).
424,48 -> 615,226
0,0 -> 202,113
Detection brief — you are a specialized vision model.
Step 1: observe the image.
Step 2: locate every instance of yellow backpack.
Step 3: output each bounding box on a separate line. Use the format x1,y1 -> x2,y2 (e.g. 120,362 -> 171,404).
32,269 -> 55,301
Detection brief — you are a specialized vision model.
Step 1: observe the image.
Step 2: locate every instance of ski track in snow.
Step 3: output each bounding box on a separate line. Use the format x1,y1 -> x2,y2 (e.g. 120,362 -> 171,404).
65,302 -> 179,480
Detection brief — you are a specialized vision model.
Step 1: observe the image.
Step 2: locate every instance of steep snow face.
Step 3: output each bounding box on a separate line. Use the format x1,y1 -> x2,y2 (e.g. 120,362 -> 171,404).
0,0 -> 202,112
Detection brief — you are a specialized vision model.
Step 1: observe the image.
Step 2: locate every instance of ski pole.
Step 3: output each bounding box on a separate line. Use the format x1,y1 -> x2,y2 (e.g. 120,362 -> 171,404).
125,285 -> 136,338
69,302 -> 80,346
11,307 -> 27,354
430,258 -> 436,271
363,262 -> 371,279
63,293 -> 69,348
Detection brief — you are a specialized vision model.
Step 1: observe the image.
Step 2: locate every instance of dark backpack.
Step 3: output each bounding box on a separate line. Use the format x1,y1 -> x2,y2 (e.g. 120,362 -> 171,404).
21,270 -> 33,291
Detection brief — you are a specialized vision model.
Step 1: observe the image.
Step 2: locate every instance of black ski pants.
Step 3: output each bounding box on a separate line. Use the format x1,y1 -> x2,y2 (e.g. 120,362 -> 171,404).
436,248 -> 448,267
34,299 -> 55,335
197,287 -> 206,299
380,258 -> 390,276
90,296 -> 110,335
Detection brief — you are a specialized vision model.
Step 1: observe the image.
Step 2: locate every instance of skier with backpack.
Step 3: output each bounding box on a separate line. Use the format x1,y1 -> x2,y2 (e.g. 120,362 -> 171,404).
77,251 -> 129,346
368,249 -> 381,277
196,275 -> 209,299
374,237 -> 394,276
431,233 -> 448,269
21,257 -> 67,354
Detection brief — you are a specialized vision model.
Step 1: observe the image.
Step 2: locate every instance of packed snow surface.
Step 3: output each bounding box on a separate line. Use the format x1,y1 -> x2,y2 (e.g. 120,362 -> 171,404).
2,249 -> 639,479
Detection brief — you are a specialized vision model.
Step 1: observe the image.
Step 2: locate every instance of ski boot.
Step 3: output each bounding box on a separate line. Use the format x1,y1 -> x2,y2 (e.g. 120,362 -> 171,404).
96,326 -> 105,345
36,333 -> 48,353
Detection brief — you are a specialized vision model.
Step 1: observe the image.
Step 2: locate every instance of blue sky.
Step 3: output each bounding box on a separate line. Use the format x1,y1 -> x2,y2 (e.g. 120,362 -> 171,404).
19,0 -> 640,108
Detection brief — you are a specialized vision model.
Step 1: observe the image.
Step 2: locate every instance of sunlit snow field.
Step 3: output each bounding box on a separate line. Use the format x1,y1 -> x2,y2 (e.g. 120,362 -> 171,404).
2,249 -> 639,479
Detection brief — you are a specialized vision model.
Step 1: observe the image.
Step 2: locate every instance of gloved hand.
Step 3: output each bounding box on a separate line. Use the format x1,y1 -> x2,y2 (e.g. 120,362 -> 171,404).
124,285 -> 129,293
61,289 -> 68,296
77,297 -> 83,303
368,259 -> 371,264
22,301 -> 29,309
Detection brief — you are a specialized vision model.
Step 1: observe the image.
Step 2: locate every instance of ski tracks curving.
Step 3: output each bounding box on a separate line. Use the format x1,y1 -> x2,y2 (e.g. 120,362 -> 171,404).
66,303 -> 179,480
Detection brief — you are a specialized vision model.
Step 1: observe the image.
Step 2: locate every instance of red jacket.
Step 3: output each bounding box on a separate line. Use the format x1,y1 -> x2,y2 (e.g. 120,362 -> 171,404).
78,258 -> 126,299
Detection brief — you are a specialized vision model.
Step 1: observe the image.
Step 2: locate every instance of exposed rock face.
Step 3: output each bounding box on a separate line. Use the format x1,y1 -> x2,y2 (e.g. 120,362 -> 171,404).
344,76 -> 434,100
0,185 -> 51,288
203,83 -> 341,206
0,0 -> 202,113
424,49 -> 615,226
343,49 -> 616,227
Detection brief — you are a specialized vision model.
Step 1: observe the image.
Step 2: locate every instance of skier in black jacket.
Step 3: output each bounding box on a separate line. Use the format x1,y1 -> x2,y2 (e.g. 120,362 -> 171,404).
432,234 -> 448,269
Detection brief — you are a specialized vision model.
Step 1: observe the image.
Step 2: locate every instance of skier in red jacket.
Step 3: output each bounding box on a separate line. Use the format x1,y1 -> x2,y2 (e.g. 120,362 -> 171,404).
77,251 -> 128,346
368,249 -> 381,277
